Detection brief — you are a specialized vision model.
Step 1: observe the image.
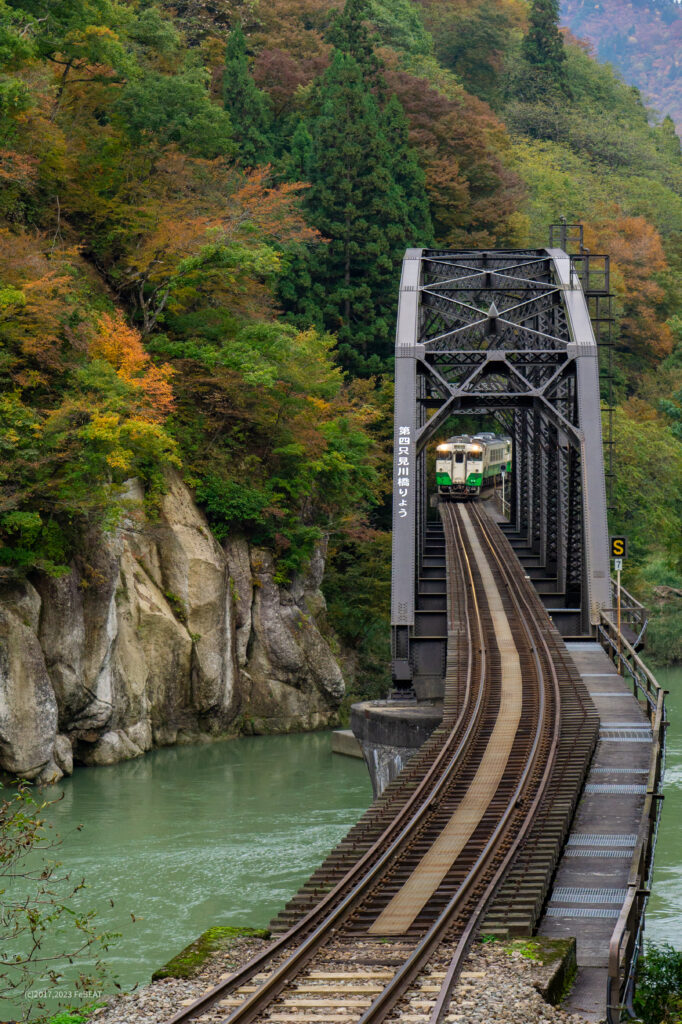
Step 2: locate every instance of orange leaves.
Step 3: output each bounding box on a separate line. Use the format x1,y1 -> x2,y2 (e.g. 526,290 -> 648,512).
0,230 -> 74,381
91,312 -> 174,420
0,150 -> 38,187
120,160 -> 319,332
384,69 -> 523,246
128,157 -> 317,265
91,313 -> 148,375
585,211 -> 673,362
229,166 -> 319,246
588,214 -> 667,275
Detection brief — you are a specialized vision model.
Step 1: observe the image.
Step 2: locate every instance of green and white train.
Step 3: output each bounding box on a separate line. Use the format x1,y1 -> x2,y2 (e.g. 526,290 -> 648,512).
435,433 -> 512,499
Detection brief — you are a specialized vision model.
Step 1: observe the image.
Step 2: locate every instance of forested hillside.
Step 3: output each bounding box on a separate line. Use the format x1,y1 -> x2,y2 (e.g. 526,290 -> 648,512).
560,0 -> 682,130
1,0 -> 682,688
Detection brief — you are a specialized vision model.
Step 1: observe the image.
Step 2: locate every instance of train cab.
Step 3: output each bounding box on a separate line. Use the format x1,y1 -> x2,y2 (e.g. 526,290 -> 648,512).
435,434 -> 512,499
436,435 -> 472,497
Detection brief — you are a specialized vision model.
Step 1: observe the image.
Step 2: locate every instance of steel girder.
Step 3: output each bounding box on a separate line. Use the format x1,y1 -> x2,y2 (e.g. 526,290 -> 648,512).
391,247 -> 610,686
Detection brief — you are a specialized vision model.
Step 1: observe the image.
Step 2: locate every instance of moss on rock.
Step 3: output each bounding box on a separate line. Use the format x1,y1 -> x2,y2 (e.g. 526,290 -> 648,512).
502,936 -> 577,1005
152,926 -> 270,981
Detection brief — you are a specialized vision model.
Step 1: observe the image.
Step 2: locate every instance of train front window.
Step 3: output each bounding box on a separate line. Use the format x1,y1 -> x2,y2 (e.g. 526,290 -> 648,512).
455,453 -> 464,463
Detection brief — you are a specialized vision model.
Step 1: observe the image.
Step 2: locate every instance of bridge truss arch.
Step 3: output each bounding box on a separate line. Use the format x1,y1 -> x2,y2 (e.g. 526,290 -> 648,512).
391,245 -> 610,690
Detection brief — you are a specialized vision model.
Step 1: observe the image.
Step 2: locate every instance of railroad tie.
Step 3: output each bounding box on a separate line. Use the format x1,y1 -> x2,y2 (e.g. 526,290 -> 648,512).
368,506 -> 523,935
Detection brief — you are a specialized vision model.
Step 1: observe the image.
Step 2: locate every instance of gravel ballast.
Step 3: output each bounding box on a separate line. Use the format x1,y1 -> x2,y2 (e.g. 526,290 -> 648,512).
86,935 -> 592,1024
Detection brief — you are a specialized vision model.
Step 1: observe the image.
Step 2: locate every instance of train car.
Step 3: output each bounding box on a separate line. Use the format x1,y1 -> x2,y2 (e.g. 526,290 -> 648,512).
435,433 -> 511,498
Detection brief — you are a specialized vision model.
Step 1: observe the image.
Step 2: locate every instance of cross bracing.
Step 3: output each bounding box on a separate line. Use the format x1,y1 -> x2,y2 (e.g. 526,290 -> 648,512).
391,246 -> 610,693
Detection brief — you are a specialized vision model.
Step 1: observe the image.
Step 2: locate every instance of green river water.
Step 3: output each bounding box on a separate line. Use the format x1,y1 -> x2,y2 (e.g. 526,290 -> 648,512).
644,665 -> 682,948
12,664 -> 682,1017
19,731 -> 372,1017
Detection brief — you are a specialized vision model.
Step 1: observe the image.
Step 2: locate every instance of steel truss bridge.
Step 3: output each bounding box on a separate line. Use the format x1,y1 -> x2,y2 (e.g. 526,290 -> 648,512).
165,230 -> 664,1024
391,233 -> 612,695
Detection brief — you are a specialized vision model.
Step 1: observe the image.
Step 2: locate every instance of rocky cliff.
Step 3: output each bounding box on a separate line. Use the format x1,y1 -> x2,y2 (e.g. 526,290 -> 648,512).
0,474 -> 344,783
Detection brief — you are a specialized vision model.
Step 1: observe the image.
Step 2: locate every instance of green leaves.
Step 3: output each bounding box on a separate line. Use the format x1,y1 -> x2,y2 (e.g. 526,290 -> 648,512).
116,66 -> 234,158
280,50 -> 428,374
367,0 -> 432,57
633,942 -> 682,1024
195,476 -> 273,543
0,783 -> 113,1009
222,22 -> 273,166
0,350 -> 179,579
0,1 -> 34,68
517,0 -> 568,100
608,407 -> 682,569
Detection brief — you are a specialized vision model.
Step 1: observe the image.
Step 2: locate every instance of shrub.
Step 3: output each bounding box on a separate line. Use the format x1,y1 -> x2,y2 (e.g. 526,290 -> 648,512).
634,942 -> 682,1024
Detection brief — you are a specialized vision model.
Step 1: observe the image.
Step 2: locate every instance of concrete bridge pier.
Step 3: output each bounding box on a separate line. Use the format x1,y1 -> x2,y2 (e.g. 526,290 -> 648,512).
350,700 -> 441,797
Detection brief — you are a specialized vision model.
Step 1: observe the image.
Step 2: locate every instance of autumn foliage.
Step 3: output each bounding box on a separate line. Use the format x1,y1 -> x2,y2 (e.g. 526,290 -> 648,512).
561,0 -> 682,130
0,0 -> 680,604
90,313 -> 175,420
584,213 -> 674,363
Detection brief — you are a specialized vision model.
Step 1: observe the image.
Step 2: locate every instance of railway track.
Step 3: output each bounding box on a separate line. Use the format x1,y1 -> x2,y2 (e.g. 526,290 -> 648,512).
166,504 -> 562,1024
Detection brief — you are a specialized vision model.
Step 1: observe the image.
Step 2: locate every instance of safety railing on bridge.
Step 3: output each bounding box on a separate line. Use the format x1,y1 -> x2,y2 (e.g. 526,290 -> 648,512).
571,253 -> 611,295
492,481 -> 510,521
604,579 -> 649,648
597,614 -> 667,1024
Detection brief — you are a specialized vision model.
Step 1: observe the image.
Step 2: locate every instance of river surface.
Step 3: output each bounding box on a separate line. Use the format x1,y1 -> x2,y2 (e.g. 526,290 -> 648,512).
644,664 -> 682,949
20,732 -> 372,1015
12,665 -> 681,1017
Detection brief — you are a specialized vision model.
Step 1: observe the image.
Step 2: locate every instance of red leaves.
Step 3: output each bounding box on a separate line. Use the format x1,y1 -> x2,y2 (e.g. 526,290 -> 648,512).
253,49 -> 310,116
0,149 -> 38,188
385,69 -> 524,246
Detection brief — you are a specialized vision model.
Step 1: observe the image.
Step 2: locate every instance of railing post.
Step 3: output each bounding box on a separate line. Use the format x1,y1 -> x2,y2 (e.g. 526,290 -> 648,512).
599,611 -> 666,1024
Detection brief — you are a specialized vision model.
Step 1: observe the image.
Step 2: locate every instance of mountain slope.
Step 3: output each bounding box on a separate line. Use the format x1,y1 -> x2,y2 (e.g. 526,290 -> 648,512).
560,0 -> 682,128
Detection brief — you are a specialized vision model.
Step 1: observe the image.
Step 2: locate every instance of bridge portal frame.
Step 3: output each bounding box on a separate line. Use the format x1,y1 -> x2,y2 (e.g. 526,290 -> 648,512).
391,246 -> 610,688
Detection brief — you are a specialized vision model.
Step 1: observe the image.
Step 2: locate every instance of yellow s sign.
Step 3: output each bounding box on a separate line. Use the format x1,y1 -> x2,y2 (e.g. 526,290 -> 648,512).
610,536 -> 627,559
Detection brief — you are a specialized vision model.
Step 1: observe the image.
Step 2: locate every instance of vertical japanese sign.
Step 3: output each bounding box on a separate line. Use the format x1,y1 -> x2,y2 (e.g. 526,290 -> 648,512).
391,413 -> 417,627
390,250 -> 421,630
395,426 -> 411,519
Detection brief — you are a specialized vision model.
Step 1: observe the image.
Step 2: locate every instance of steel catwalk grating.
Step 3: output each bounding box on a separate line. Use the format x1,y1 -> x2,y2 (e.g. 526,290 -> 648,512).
567,833 -> 637,846
545,907 -> 622,918
601,721 -> 651,728
584,784 -> 647,794
599,732 -> 652,742
564,848 -> 632,858
551,887 -> 629,903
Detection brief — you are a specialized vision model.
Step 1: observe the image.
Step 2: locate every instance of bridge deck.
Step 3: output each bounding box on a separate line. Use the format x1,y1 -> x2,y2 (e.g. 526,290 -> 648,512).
539,641 -> 651,1022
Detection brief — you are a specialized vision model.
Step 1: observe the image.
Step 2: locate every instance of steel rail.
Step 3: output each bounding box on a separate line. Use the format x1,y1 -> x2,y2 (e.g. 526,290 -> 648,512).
166,504 -> 488,1024
167,502 -> 562,1024
417,503 -> 561,1024
214,505 -> 489,1024
353,501 -> 556,1022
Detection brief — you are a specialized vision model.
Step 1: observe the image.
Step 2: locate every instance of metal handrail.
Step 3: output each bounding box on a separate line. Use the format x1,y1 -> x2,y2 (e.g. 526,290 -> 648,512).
492,486 -> 510,520
607,578 -> 649,647
597,613 -> 667,1024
